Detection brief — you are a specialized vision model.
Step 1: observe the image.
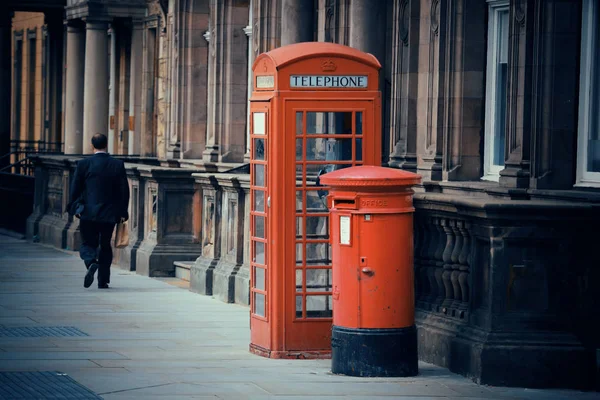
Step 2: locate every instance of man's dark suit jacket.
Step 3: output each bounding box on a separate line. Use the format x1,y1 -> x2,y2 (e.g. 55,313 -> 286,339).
68,153 -> 130,224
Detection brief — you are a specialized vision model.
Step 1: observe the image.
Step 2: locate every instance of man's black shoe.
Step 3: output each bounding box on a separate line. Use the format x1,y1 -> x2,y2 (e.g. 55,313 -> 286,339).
98,283 -> 109,289
84,263 -> 98,288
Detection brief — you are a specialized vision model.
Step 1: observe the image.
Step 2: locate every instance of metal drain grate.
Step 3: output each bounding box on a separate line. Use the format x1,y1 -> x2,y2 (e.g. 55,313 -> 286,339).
0,327 -> 89,337
0,372 -> 102,399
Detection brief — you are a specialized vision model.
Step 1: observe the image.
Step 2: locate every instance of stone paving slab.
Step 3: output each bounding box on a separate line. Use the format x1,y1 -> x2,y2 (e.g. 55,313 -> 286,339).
1,234 -> 598,400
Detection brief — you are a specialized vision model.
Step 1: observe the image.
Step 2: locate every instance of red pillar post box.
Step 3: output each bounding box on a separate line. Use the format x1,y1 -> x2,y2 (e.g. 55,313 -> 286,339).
320,165 -> 421,377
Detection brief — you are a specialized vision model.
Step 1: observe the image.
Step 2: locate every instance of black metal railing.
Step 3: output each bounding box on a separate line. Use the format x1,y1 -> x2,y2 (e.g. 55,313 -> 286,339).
0,140 -> 64,176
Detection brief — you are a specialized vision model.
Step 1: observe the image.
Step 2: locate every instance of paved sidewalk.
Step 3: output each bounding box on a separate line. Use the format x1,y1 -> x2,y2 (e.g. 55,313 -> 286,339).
0,234 -> 597,400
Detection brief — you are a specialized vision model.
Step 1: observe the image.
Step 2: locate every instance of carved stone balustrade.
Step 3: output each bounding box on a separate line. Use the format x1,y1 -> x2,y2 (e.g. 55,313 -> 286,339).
413,192 -> 600,389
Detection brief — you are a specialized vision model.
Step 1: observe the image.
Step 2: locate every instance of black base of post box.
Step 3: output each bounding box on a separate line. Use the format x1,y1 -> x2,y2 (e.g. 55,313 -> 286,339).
331,325 -> 418,377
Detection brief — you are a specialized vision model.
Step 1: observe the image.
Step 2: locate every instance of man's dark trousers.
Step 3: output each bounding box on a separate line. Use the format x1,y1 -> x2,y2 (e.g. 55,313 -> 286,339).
79,219 -> 116,286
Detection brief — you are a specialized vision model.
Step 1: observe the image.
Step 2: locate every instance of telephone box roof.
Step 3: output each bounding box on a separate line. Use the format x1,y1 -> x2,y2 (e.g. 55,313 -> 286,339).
255,42 -> 381,70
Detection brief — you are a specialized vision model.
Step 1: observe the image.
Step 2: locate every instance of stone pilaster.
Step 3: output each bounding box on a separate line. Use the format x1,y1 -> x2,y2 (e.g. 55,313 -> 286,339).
499,0 -> 535,188
166,0 -> 181,160
83,20 -> 110,154
180,0 -> 210,159
243,18 -> 252,162
317,0 -> 350,44
116,22 -> 131,156
252,0 -> 281,59
108,24 -> 117,153
129,20 -> 143,156
113,165 -> 143,271
0,13 -> 11,167
441,0 -> 486,181
203,0 -> 249,163
281,0 -> 314,45
190,173 -> 221,295
141,16 -> 159,157
64,22 -> 85,155
44,12 -> 64,148
529,0 -> 582,189
388,0 -> 419,171
415,0 -> 444,181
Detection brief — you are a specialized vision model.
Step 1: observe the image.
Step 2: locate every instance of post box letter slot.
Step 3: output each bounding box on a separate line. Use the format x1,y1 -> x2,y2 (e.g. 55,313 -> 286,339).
333,198 -> 357,209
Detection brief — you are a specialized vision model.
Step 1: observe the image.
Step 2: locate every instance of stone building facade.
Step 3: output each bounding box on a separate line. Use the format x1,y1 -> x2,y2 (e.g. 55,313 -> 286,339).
2,0 -> 600,391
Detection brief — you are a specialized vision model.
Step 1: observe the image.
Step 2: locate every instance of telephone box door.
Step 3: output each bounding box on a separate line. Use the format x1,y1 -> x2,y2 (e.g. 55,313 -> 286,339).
285,100 -> 379,351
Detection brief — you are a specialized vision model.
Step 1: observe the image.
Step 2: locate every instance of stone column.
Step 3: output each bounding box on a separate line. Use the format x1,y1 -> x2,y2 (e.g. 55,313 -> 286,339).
129,20 -> 143,156
0,13 -> 11,166
349,0 -> 385,61
82,20 -> 109,154
349,0 -> 386,163
203,0 -> 250,163
64,22 -> 85,155
281,0 -> 314,45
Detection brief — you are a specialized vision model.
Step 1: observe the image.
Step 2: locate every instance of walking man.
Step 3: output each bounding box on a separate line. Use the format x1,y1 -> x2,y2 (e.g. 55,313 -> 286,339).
68,133 -> 129,289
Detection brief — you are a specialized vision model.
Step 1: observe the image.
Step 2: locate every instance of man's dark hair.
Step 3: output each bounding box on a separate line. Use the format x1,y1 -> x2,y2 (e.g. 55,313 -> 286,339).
91,133 -> 108,150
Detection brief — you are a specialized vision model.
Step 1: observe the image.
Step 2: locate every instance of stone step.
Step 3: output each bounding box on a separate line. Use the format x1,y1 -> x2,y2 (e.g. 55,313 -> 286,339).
173,261 -> 194,282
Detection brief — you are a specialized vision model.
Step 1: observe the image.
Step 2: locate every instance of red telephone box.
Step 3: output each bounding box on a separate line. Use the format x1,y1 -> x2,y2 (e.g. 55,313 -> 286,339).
249,42 -> 382,358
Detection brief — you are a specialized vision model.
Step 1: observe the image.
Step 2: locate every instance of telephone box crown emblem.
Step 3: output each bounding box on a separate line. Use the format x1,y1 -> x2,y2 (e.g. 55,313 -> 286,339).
321,59 -> 337,72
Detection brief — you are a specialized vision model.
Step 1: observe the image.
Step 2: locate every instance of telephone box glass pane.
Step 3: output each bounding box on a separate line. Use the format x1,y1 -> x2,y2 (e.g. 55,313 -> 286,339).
355,112 -> 363,134
296,216 -> 303,238
253,241 -> 265,264
306,269 -> 332,292
295,164 -> 303,187
254,292 -> 265,317
296,139 -> 303,160
306,295 -> 332,318
253,164 -> 265,187
306,243 -> 331,266
295,269 -> 303,292
254,139 -> 265,160
254,266 -> 265,291
306,138 -> 354,161
306,216 -> 328,239
296,191 -> 303,212
306,190 -> 328,212
296,243 -> 303,266
254,216 -> 265,238
355,138 -> 363,161
296,112 -> 303,135
306,112 -> 353,134
296,296 -> 303,318
254,190 -> 265,212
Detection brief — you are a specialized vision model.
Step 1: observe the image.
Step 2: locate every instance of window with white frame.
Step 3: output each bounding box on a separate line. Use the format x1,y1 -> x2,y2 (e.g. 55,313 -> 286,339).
483,0 -> 509,181
576,0 -> 600,186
